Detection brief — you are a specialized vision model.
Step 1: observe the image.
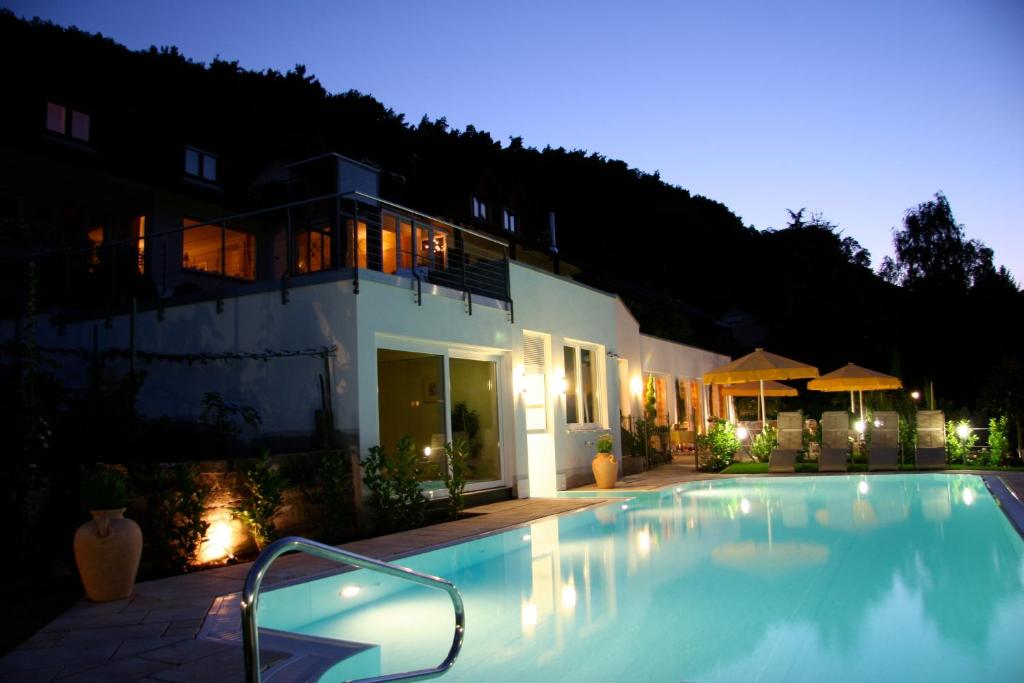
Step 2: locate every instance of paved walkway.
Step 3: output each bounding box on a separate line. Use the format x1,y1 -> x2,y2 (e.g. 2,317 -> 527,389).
3,466 -> 1022,682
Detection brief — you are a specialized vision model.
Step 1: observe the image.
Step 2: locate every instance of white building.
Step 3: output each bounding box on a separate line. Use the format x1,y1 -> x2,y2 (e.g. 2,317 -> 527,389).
4,157 -> 731,499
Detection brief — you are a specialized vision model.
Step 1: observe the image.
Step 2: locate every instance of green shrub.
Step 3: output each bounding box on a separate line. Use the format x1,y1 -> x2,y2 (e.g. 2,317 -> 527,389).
945,420 -> 978,465
750,425 -> 778,462
899,417 -> 918,464
154,464 -> 210,571
80,465 -> 131,510
283,450 -> 353,542
698,419 -> 740,472
232,452 -> 288,551
987,416 -> 1010,466
442,438 -> 471,520
363,435 -> 426,532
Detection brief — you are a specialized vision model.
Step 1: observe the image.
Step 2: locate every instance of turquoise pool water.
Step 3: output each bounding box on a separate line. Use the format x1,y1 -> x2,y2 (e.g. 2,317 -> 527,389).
259,475 -> 1024,682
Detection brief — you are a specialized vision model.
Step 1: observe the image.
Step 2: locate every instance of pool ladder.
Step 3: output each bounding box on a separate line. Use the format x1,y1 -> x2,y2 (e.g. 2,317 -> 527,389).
241,536 -> 466,683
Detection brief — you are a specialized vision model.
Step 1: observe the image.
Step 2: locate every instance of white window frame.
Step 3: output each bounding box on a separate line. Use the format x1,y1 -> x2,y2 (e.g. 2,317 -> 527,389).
45,101 -> 91,142
185,146 -> 218,182
471,196 -> 487,221
502,208 -> 517,233
563,341 -> 604,429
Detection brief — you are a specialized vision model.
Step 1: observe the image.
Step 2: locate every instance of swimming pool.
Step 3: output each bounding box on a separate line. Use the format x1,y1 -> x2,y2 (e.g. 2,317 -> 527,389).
258,474 -> 1024,682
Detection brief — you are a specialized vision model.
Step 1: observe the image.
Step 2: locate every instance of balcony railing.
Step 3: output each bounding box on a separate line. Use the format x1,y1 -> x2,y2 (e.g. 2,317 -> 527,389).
0,191 -> 511,320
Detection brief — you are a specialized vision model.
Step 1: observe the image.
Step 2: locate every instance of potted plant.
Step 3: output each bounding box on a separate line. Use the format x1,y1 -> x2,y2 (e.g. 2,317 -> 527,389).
592,432 -> 617,489
73,465 -> 143,601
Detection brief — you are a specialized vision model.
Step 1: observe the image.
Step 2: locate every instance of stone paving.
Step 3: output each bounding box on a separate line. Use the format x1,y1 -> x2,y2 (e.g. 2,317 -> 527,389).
3,465 -> 1023,682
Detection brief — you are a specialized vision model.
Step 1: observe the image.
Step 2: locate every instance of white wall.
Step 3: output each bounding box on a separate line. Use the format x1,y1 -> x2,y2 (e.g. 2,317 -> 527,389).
640,334 -> 731,426
4,260 -> 732,497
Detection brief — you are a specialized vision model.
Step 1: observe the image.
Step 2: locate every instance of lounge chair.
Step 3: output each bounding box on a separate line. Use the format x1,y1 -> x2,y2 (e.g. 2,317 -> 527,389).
916,410 -> 947,470
868,411 -> 899,471
819,411 -> 849,473
769,411 -> 803,473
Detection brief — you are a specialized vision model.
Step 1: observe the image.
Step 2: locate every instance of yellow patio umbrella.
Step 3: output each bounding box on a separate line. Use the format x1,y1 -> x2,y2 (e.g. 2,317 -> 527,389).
721,380 -> 799,398
807,363 -> 903,418
704,348 -> 819,424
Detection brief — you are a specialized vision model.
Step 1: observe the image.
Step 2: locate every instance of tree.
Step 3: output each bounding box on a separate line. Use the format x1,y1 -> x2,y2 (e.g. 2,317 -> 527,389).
880,192 -> 994,294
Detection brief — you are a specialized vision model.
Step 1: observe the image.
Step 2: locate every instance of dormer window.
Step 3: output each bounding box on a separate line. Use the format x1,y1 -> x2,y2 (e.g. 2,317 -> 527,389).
185,146 -> 217,182
45,101 -> 90,142
471,196 -> 487,221
502,208 -> 518,233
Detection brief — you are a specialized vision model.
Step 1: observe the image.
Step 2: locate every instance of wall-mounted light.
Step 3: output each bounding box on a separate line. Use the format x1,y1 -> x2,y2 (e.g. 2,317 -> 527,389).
560,377 -> 569,394
630,376 -> 643,395
423,446 -> 432,457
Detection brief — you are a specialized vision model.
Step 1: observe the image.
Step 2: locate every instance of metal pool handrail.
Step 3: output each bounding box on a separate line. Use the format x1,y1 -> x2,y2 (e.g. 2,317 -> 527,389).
241,536 -> 466,683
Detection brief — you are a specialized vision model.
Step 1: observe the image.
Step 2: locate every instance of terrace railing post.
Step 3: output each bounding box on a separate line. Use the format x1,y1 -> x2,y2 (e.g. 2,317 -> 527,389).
352,197 -> 360,295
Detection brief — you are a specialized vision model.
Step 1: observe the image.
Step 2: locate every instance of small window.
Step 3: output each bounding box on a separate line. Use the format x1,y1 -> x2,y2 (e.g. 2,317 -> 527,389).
45,101 -> 90,142
46,102 -> 66,134
296,226 -> 333,274
70,111 -> 91,141
184,147 -> 218,183
472,196 -> 487,221
564,343 -> 600,425
502,208 -> 517,233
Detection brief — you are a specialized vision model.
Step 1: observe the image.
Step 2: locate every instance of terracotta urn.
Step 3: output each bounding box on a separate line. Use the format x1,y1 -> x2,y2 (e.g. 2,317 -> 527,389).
73,509 -> 143,602
592,452 -> 618,489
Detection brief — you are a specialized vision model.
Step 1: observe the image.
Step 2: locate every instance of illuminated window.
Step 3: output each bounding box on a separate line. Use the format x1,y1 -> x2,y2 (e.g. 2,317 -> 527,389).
46,101 -> 90,142
346,220 -> 368,269
296,226 -> 332,274
564,343 -> 600,425
472,196 -> 487,221
503,208 -> 517,233
87,225 -> 103,267
382,215 -> 399,274
132,216 -> 146,274
182,218 -> 255,280
646,374 -> 670,426
184,147 -> 217,182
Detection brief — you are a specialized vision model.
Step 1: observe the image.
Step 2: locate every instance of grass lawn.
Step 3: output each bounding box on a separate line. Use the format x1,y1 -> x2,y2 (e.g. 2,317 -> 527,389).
721,461 -> 1024,474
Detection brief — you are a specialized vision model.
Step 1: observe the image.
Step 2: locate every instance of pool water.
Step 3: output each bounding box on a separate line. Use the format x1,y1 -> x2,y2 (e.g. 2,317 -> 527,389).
259,475 -> 1024,682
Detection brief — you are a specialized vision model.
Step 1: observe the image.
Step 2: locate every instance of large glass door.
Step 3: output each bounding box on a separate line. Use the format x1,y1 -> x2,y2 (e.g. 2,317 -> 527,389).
376,346 -> 505,493
448,354 -> 503,487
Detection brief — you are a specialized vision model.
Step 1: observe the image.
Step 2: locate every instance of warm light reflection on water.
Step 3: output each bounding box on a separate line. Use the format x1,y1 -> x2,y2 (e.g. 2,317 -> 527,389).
270,474 -> 1022,682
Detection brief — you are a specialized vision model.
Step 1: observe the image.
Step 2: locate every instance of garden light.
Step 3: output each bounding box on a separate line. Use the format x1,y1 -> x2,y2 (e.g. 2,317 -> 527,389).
910,390 -> 921,400
854,420 -> 866,434
736,426 -> 749,440
873,419 -> 882,428
956,423 -> 970,440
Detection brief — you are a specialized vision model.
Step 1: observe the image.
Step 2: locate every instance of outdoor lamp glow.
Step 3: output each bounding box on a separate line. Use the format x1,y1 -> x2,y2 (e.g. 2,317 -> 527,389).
423,446 -> 432,457
630,376 -> 643,395
854,420 -> 866,434
910,390 -> 921,400
736,426 -> 749,440
956,423 -> 970,440
873,419 -> 882,428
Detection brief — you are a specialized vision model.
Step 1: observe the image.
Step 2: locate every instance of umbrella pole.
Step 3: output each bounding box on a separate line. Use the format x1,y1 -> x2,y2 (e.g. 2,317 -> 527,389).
859,390 -> 864,420
849,390 -> 855,414
759,379 -> 766,429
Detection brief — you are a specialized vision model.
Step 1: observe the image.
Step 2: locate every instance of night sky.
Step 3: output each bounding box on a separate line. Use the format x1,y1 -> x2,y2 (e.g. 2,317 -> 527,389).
7,0 -> 1023,278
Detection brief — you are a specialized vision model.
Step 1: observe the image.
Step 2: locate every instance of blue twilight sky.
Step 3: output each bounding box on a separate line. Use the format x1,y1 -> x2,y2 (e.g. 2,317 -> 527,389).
6,0 -> 1023,278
